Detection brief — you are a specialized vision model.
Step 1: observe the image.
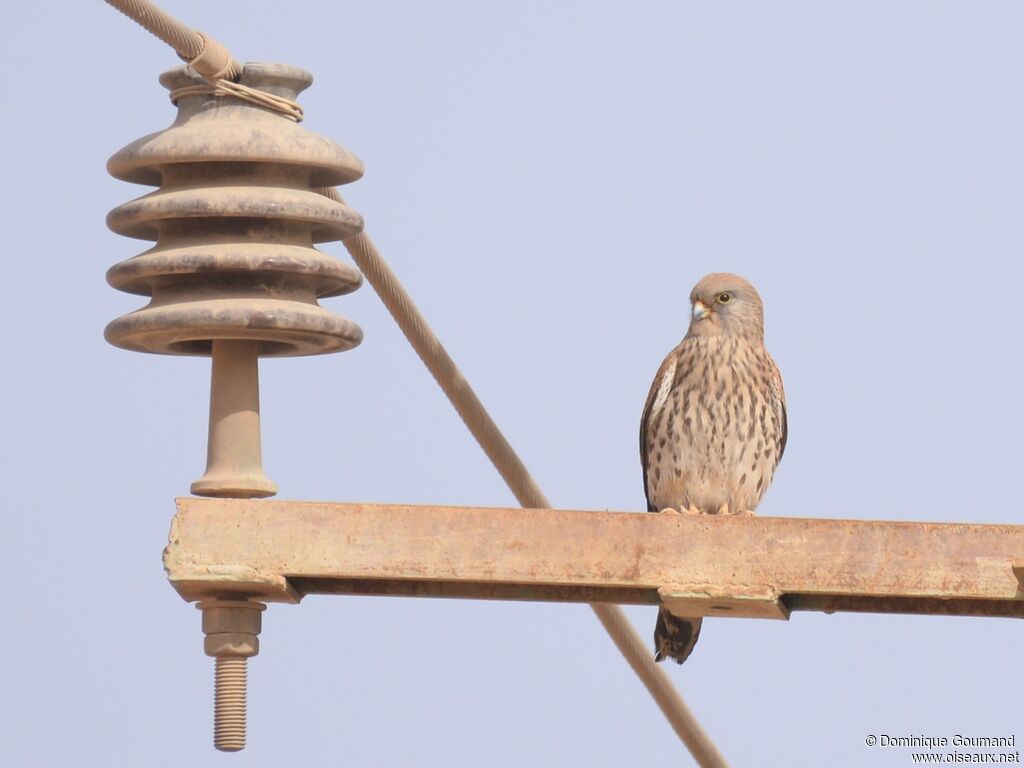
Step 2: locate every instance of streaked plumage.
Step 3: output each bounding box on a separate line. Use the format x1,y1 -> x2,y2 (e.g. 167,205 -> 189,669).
640,273 -> 787,664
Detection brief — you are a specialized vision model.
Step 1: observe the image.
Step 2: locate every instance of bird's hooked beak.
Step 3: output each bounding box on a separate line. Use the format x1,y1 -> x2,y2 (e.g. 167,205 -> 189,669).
692,300 -> 711,321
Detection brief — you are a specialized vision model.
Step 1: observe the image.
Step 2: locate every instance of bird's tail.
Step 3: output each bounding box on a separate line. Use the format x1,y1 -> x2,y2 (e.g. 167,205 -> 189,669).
654,608 -> 702,664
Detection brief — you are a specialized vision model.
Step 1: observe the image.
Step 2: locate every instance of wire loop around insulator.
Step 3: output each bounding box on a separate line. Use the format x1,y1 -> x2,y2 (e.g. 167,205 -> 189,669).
170,78 -> 304,122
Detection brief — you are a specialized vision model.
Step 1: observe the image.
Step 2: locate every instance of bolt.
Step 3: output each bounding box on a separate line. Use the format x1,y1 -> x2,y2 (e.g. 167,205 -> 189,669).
214,656 -> 248,751
198,598 -> 266,752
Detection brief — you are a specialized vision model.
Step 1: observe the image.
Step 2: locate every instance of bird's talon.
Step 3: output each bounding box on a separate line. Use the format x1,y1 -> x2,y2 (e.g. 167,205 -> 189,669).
659,507 -> 681,515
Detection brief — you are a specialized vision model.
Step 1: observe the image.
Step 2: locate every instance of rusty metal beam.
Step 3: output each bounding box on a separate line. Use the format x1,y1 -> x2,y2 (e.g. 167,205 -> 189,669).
165,499 -> 1024,620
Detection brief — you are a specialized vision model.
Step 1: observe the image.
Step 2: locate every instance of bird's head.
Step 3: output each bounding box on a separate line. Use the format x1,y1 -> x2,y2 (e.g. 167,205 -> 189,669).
687,272 -> 765,341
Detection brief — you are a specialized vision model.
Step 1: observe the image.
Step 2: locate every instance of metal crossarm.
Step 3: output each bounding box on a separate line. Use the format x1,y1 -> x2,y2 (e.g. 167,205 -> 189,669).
167,499 -> 1024,619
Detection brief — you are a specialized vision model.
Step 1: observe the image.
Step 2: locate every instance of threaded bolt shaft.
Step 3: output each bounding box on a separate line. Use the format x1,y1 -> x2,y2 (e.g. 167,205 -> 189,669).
214,656 -> 248,752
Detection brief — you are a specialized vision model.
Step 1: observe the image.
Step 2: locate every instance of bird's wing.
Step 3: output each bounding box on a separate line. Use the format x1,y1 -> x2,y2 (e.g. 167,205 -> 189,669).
779,399 -> 788,463
770,357 -> 788,464
640,349 -> 680,513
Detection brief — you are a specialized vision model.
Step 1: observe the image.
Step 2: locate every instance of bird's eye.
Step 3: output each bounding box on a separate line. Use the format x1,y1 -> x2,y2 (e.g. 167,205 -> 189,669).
717,292 -> 732,304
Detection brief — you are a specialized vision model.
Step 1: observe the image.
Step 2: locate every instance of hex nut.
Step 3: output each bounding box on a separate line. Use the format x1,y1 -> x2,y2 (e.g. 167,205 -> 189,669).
201,603 -> 264,636
205,633 -> 260,658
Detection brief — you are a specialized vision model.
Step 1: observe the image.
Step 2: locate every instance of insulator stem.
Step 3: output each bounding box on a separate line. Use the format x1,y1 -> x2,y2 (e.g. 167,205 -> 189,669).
191,339 -> 277,498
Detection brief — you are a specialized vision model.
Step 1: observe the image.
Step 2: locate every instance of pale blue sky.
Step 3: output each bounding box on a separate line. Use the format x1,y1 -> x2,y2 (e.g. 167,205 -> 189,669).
3,2 -> 1023,766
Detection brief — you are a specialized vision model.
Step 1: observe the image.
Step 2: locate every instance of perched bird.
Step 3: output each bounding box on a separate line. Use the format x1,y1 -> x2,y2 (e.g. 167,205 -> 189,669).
640,273 -> 787,664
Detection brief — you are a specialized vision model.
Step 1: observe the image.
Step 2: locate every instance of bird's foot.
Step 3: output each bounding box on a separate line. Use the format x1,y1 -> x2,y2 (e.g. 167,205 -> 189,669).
735,509 -> 756,517
716,503 -> 730,516
663,505 -> 704,518
659,505 -> 703,516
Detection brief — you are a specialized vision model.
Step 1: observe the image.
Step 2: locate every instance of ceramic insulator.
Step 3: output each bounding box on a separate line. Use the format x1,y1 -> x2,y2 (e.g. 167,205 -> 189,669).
105,62 -> 365,357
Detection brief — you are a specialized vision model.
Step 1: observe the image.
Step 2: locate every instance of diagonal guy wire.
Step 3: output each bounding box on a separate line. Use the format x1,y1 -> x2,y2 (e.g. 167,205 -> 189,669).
322,186 -> 729,768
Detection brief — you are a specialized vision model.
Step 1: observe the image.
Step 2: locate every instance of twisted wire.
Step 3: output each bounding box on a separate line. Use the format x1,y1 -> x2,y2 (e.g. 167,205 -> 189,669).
105,0 -> 203,57
105,0 -> 237,76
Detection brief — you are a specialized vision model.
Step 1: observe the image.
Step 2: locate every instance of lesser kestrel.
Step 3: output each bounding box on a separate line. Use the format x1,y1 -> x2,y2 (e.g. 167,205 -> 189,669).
640,273 -> 787,664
